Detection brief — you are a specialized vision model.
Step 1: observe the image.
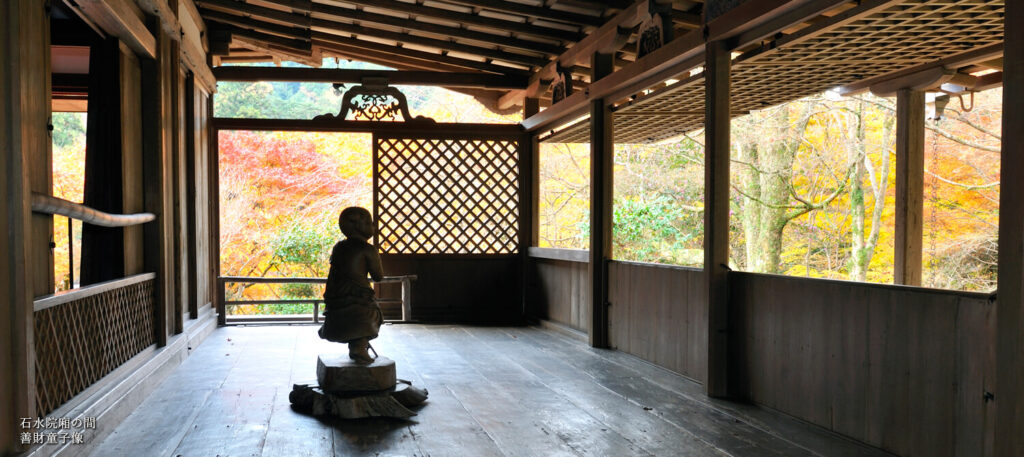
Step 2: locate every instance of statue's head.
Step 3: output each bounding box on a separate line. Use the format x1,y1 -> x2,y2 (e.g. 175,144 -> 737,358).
339,207 -> 374,242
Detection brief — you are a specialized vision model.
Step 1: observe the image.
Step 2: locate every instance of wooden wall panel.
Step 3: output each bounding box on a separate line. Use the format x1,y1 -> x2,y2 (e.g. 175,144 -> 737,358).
530,258 -> 590,332
730,272 -> 993,457
121,44 -> 145,276
193,87 -> 212,309
607,261 -> 706,383
381,255 -> 523,324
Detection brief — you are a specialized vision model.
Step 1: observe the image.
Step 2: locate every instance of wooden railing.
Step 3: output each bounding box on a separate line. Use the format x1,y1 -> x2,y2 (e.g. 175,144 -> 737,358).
217,275 -> 417,325
33,273 -> 157,415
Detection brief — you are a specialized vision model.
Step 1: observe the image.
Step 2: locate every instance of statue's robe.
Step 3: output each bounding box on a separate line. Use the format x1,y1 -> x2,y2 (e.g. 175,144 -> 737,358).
318,277 -> 382,343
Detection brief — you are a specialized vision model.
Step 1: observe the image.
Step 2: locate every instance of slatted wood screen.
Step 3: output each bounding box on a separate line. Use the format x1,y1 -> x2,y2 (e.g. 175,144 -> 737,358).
373,135 -> 521,254
34,277 -> 156,415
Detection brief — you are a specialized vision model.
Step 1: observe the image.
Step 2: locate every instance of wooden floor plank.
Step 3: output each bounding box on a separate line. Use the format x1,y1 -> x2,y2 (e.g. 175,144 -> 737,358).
461,326 -> 728,457
89,324 -> 893,457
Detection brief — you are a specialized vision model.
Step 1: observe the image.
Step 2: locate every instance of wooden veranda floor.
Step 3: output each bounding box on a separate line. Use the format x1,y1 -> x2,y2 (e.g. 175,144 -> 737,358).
91,324 -> 890,457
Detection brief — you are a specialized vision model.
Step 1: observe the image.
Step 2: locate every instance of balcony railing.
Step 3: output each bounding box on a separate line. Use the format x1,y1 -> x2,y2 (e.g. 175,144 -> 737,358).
33,273 -> 157,415
217,275 -> 416,325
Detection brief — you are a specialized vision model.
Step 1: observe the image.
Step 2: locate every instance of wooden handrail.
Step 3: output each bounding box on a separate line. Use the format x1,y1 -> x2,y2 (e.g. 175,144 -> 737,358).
527,247 -> 589,263
218,275 -> 417,323
31,193 -> 156,227
33,273 -> 157,312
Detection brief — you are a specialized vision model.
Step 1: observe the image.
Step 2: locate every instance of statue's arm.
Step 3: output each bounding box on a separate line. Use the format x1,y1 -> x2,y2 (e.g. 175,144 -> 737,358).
366,247 -> 384,282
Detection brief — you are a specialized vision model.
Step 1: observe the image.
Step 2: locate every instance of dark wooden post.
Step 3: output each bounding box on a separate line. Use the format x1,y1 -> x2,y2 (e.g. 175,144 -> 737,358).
995,0 -> 1024,453
141,21 -> 178,346
589,52 -> 614,348
525,97 -> 540,247
894,88 -> 925,286
1,0 -> 47,451
521,97 -> 540,320
704,40 -> 731,397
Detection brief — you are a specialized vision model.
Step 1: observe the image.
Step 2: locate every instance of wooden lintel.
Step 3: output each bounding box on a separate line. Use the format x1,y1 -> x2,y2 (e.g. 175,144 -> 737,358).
840,42 -> 1004,96
76,0 -> 156,58
212,117 -> 525,135
212,66 -> 528,89
137,0 -> 182,41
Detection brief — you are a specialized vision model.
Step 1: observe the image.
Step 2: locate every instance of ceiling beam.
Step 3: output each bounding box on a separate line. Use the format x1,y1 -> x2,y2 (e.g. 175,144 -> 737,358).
309,18 -> 550,68
839,43 -> 1004,95
216,24 -> 312,54
200,8 -> 311,41
434,0 -> 605,27
75,0 -> 156,58
313,32 -> 530,76
721,0 -> 850,51
196,0 -> 312,27
319,45 -> 473,73
336,0 -> 585,43
230,36 -> 322,67
212,66 -> 529,89
502,0 -> 649,108
522,30 -> 704,132
304,1 -> 566,56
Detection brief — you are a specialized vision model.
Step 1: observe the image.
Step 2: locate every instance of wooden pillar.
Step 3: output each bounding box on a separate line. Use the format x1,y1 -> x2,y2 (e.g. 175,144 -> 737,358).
995,1 -> 1024,453
524,95 -> 540,245
704,40 -> 731,397
589,52 -> 614,348
518,99 -> 539,319
894,88 -> 925,286
142,20 -> 178,346
1,0 -> 47,452
521,98 -> 541,321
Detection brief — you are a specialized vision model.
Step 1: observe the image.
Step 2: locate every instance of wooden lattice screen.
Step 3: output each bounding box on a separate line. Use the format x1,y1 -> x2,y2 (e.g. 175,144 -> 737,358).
34,275 -> 157,415
374,135 -> 521,254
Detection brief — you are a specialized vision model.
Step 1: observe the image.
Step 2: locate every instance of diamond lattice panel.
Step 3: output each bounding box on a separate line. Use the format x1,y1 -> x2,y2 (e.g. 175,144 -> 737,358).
34,279 -> 156,415
375,136 -> 521,254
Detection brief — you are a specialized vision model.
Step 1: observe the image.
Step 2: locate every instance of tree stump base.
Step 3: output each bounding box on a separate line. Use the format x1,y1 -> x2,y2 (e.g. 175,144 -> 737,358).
290,355 -> 428,419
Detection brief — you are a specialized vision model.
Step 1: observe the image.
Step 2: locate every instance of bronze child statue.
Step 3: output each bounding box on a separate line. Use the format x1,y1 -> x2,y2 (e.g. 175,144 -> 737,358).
318,207 -> 384,364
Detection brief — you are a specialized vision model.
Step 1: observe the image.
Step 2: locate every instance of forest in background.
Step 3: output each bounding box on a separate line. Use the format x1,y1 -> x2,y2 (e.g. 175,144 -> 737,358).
49,59 -> 1001,298
215,60 -> 517,313
539,90 -> 1001,291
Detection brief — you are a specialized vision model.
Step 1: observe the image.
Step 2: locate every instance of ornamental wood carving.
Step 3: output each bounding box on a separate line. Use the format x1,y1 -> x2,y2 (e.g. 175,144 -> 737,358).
315,78 -> 436,124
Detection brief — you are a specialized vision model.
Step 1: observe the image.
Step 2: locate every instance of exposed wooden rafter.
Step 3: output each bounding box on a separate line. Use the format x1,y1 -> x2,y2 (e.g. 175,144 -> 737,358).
308,18 -> 551,68
335,0 -> 585,43
312,32 -> 530,76
432,0 -> 606,27
296,1 -> 568,56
